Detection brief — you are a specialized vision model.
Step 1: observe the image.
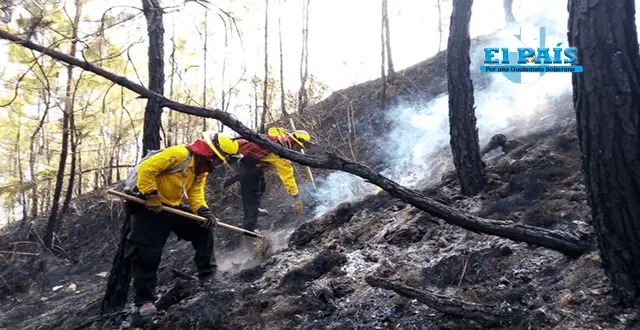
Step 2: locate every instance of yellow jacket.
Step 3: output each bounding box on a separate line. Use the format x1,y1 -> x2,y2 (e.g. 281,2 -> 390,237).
261,153 -> 299,196
136,145 -> 209,213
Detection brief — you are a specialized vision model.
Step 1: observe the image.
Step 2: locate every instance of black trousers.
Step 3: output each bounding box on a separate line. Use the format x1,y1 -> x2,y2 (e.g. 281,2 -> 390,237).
124,203 -> 215,306
239,159 -> 266,233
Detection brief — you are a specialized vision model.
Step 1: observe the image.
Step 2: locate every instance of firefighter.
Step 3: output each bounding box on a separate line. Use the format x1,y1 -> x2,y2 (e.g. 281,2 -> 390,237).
226,128 -> 312,236
124,132 -> 239,318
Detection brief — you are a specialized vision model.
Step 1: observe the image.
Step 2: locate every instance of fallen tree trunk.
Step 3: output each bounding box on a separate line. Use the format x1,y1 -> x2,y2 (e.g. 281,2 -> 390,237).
0,29 -> 594,257
365,276 -> 527,326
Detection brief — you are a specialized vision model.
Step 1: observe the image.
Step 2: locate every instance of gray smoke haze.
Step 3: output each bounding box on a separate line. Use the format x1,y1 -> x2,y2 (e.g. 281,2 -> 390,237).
310,0 -> 579,217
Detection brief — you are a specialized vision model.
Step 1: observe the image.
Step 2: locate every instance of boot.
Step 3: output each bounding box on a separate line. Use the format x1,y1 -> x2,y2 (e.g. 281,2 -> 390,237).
138,301 -> 157,318
198,274 -> 212,287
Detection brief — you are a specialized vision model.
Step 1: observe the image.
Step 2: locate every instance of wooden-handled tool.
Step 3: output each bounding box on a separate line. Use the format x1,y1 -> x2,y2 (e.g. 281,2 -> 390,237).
106,189 -> 263,238
288,118 -> 316,189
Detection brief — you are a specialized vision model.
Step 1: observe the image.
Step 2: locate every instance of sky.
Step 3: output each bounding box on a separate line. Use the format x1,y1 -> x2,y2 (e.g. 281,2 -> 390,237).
0,0 -> 620,224
1,0 -> 567,112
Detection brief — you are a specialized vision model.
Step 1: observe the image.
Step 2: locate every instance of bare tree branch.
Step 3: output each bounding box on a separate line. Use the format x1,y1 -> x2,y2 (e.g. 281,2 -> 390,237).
126,46 -> 144,87
365,276 -> 527,326
0,58 -> 38,107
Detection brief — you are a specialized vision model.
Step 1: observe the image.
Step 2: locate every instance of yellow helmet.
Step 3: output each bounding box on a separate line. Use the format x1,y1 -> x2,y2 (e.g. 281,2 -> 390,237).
289,130 -> 312,148
267,127 -> 312,149
202,132 -> 240,163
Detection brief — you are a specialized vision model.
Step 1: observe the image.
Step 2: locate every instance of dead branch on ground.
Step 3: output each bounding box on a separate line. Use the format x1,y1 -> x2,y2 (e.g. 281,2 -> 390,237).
365,276 -> 527,326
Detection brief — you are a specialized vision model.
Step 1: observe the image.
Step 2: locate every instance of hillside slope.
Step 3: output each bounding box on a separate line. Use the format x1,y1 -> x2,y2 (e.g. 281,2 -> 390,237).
1,33 -> 637,330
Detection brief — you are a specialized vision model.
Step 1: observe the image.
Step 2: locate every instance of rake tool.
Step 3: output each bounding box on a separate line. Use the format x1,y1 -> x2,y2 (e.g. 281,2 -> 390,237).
105,189 -> 274,256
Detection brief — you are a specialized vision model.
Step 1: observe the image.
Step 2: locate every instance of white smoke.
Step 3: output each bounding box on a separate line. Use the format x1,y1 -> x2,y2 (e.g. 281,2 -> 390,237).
308,0 -> 619,217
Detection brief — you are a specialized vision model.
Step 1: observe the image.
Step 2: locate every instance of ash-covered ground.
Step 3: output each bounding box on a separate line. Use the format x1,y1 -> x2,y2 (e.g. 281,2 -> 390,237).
1,109 -> 638,330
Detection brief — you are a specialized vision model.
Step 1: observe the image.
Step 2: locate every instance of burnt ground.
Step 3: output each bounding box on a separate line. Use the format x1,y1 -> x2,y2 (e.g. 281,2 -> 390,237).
1,110 -> 639,330
1,33 -> 639,329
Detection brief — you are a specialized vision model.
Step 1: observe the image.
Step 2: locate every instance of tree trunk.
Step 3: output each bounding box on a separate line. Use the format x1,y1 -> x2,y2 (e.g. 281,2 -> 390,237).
29,98 -> 48,219
44,108 -> 52,214
437,0 -> 443,52
503,0 -> 516,25
43,0 -> 83,249
167,19 -> 176,147
0,29 -> 595,258
60,110 -> 76,217
298,0 -> 310,114
260,0 -> 269,133
446,0 -> 486,196
15,118 -> 27,221
568,0 -> 640,303
278,16 -> 287,119
61,72 -> 84,218
116,109 -> 124,182
253,81 -> 259,129
382,0 -> 394,76
99,104 -> 109,187
219,19 -> 230,133
202,8 -> 208,131
115,147 -> 121,181
379,0 -> 387,111
77,145 -> 82,196
185,115 -> 192,143
141,0 -> 165,156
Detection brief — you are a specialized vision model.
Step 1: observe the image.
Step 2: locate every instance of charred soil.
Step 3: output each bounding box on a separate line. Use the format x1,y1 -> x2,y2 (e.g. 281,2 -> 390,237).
0,35 -> 636,330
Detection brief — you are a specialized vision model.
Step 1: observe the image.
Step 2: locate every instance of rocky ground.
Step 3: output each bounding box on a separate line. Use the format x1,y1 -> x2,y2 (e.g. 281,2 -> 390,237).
1,107 -> 639,330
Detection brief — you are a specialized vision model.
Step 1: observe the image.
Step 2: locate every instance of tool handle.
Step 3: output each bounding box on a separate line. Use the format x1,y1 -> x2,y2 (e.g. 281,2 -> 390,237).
106,189 -> 261,238
288,118 -> 316,189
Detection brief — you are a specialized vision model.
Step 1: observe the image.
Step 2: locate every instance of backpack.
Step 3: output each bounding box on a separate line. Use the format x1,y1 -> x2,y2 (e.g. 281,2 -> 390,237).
123,149 -> 192,193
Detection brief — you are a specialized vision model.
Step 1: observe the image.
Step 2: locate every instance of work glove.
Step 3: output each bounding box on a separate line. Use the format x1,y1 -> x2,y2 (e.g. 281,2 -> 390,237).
197,207 -> 218,229
144,192 -> 163,214
292,196 -> 303,216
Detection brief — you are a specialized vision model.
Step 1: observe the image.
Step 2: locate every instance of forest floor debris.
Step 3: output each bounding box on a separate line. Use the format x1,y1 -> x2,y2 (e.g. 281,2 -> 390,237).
0,117 -> 638,330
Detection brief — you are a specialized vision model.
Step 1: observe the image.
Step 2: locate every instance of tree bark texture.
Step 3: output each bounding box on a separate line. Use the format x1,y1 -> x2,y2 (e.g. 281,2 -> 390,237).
446,0 -> 487,196
278,16 -> 287,119
298,0 -> 310,114
77,149 -> 83,196
202,8 -> 208,131
29,100 -> 48,219
260,0 -> 269,133
365,276 -> 527,326
167,20 -> 176,147
15,118 -> 27,221
0,29 -> 596,258
253,82 -> 259,129
61,72 -> 83,218
43,0 -> 83,249
141,0 -> 164,155
568,0 -> 640,303
382,0 -> 394,76
219,20 -> 231,132
379,0 -> 387,111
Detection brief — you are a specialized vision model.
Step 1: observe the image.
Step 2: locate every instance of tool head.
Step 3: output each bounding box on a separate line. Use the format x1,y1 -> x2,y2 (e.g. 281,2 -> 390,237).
252,233 -> 275,258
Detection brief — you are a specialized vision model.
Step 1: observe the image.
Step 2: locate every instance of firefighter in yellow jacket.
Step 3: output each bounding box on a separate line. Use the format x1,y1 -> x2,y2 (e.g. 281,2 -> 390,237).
225,128 -> 312,237
124,132 -> 239,318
